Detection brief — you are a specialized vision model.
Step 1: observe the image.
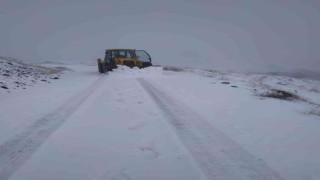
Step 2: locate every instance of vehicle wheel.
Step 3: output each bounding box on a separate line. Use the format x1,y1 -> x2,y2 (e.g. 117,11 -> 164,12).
104,64 -> 108,74
98,63 -> 104,73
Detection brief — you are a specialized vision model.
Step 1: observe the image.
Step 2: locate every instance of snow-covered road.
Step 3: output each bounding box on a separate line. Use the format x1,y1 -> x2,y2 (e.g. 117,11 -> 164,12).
0,75 -> 106,179
138,78 -> 283,180
1,64 -> 320,180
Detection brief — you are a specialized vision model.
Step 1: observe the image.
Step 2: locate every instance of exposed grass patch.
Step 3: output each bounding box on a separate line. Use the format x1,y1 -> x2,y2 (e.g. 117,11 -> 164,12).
307,109 -> 320,117
260,89 -> 301,101
221,82 -> 230,84
163,66 -> 185,72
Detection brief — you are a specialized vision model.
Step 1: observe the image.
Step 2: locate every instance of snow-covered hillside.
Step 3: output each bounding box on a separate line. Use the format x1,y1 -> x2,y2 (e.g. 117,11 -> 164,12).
0,61 -> 320,180
0,56 -> 66,92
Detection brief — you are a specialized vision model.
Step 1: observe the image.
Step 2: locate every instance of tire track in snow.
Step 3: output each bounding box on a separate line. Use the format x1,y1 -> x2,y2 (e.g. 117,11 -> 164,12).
138,78 -> 284,180
0,75 -> 106,180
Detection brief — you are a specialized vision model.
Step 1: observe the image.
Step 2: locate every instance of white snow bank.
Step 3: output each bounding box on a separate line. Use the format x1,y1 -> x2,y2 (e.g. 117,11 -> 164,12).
110,65 -> 163,77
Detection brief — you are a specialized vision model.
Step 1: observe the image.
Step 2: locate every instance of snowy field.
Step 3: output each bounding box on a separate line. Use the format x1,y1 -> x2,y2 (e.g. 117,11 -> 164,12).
1,59 -> 320,180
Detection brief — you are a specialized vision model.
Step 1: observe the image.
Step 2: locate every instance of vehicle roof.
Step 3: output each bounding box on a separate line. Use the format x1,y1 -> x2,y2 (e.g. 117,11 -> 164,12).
106,49 -> 135,51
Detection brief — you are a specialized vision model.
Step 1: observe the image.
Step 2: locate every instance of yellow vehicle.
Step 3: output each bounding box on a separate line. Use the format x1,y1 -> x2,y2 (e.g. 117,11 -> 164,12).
97,49 -> 153,73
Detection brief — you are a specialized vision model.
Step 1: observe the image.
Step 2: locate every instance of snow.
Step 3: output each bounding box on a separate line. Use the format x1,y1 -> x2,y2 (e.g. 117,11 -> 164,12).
150,71 -> 320,180
0,57 -> 66,92
1,62 -> 320,180
111,65 -> 163,77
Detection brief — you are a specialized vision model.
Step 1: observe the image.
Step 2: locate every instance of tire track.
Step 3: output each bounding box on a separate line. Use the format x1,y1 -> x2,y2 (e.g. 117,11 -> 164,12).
0,75 -> 106,180
138,78 -> 284,180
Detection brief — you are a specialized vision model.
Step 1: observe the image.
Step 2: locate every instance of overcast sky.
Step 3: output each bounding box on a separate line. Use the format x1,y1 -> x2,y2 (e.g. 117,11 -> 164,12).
1,0 -> 319,72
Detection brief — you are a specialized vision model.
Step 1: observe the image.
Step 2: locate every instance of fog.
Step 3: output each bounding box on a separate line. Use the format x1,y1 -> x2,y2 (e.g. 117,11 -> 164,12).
1,0 -> 319,72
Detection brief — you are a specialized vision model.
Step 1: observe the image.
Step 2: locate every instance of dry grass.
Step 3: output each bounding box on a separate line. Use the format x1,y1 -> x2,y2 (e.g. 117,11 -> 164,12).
260,89 -> 301,101
162,66 -> 185,72
307,108 -> 320,117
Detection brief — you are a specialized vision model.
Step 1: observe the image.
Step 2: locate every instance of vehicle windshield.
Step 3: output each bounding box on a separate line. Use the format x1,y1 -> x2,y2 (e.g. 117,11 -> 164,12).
136,50 -> 151,62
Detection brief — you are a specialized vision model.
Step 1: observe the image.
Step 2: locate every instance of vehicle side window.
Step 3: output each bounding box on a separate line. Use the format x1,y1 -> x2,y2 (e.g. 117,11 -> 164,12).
119,51 -> 126,58
111,51 -> 117,58
127,51 -> 133,58
136,50 -> 151,62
